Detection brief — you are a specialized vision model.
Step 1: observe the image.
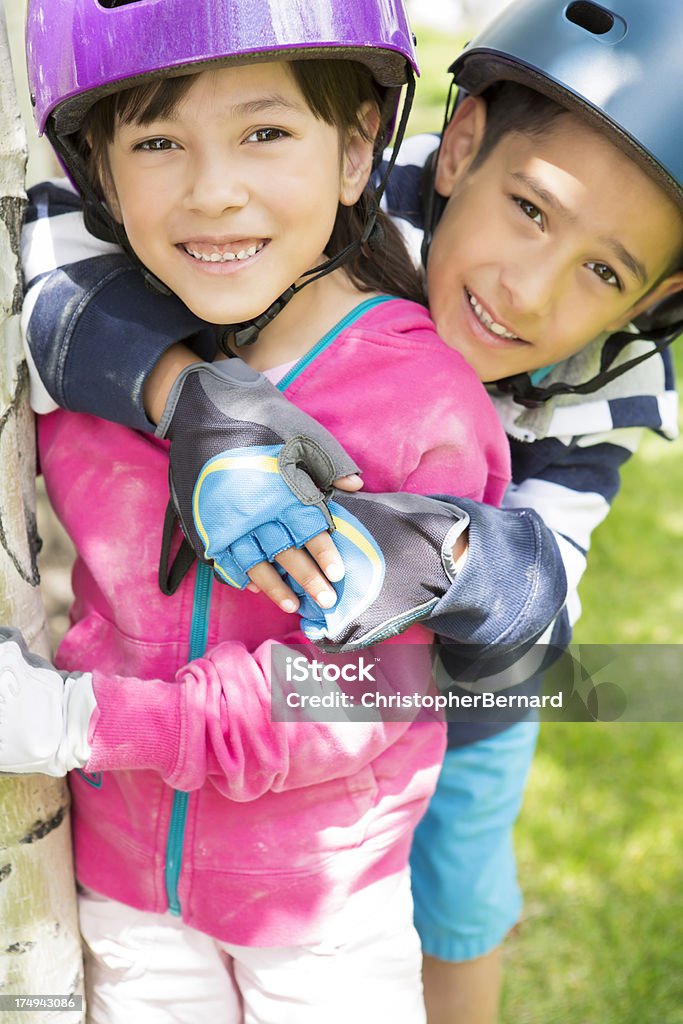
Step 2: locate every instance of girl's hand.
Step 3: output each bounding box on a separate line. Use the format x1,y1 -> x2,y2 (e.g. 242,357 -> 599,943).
246,473 -> 363,612
0,628 -> 96,776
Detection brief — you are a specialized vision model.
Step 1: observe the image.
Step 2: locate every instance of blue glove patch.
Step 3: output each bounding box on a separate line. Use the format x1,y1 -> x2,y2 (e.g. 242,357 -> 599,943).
193,444 -> 330,587
297,498 -> 386,642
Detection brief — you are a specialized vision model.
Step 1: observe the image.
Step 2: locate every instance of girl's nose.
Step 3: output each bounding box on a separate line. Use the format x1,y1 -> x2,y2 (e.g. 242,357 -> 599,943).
184,153 -> 249,216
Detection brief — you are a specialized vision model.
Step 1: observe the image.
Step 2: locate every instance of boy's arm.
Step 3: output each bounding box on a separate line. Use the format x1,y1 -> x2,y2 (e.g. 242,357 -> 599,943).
431,428 -> 641,692
291,362 -> 567,656
20,182 -> 566,657
22,182 -> 213,430
499,428 -> 643,632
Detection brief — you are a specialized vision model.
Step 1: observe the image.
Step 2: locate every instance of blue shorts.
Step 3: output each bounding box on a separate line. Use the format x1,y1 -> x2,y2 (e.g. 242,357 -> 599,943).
410,720 -> 539,962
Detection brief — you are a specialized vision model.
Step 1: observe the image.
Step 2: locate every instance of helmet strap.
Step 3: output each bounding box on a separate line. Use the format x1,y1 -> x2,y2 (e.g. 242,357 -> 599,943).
420,75 -> 459,267
495,322 -> 682,408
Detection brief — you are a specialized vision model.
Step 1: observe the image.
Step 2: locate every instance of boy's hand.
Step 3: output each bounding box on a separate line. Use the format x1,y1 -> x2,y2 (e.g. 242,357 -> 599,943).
157,360 -> 363,602
268,491 -> 470,651
0,629 -> 96,776
247,519 -> 468,614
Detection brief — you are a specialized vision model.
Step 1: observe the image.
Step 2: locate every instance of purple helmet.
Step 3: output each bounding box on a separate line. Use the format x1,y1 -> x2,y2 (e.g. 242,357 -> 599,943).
27,0 -> 418,139
25,0 -> 419,342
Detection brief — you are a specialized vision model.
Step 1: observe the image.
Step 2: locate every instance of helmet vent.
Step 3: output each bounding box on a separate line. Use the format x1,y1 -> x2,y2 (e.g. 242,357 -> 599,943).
565,1 -> 614,35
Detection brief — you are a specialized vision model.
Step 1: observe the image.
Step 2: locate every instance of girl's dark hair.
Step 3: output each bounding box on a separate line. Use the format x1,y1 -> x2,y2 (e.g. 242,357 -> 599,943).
80,59 -> 425,305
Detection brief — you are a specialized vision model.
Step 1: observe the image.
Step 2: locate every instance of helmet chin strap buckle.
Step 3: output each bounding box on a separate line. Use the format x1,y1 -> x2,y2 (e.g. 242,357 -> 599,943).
495,373 -> 546,408
225,286 -> 298,350
496,317 -> 683,407
363,219 -> 385,255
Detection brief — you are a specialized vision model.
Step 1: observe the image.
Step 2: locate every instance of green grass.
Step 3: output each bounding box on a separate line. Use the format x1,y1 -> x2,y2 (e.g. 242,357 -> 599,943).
411,25 -> 683,1023
502,724 -> 683,1024
408,26 -> 466,136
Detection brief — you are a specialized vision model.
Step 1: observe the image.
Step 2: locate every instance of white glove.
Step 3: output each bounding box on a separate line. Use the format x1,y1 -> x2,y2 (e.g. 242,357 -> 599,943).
0,628 -> 96,776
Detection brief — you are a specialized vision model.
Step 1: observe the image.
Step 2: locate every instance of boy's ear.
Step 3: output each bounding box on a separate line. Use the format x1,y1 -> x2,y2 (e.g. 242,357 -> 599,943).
434,95 -> 488,198
606,270 -> 683,331
339,101 -> 380,207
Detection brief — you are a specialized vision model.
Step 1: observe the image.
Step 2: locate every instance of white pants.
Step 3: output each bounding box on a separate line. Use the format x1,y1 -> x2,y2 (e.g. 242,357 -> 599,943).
78,872 -> 426,1024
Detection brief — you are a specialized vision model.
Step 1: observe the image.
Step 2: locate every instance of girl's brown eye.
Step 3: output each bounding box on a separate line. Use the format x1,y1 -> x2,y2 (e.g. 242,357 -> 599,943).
137,137 -> 174,151
247,128 -> 288,144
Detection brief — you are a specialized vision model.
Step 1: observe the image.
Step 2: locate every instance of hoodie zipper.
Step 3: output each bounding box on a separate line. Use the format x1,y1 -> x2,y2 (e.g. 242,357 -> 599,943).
163,295 -> 390,915
165,560 -> 213,916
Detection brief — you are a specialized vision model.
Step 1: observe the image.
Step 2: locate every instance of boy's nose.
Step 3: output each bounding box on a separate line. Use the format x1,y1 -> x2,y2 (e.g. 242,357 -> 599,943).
184,155 -> 249,216
499,256 -> 561,319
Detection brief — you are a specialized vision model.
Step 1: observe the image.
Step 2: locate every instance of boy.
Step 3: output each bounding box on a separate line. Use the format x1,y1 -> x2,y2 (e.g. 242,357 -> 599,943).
20,0 -> 683,1021
385,2 -> 683,1020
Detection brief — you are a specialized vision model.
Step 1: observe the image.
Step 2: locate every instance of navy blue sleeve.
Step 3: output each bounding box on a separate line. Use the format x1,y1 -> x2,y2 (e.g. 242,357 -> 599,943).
427,498 -> 569,747
429,497 -> 567,652
26,257 -> 215,431
23,181 -> 215,432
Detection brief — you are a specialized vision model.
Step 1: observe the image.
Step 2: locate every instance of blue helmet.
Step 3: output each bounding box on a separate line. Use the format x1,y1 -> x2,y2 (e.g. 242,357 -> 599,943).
450,0 -> 682,209
441,0 -> 683,405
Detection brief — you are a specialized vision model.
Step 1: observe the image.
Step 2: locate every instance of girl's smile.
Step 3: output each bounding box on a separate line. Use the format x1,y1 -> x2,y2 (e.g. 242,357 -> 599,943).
180,239 -> 267,265
105,61 -> 368,342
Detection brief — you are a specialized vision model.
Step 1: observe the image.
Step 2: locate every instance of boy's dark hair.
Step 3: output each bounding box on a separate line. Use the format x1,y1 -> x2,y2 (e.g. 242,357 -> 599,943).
80,59 -> 425,307
470,80 -> 570,171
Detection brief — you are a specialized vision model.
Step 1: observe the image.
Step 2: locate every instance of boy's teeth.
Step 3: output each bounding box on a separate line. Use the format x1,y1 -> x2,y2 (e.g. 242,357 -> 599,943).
185,243 -> 263,263
468,291 -> 518,340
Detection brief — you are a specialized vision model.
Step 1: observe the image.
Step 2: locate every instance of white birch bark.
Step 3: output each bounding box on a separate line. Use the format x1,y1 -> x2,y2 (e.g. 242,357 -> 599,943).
0,6 -> 84,1020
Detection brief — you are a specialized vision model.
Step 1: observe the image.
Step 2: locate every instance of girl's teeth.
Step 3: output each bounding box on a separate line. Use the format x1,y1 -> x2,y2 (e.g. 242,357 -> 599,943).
185,243 -> 263,263
468,291 -> 518,340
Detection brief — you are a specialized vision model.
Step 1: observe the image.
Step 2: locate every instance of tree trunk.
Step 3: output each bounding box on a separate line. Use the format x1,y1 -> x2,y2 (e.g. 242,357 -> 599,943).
0,8 -> 84,1021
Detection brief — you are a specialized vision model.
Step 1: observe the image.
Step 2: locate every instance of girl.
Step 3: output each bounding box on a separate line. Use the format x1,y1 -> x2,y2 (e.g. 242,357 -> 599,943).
4,0 -> 509,1020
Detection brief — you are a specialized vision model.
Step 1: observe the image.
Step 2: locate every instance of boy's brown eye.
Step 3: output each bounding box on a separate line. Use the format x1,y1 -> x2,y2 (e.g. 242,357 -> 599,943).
586,261 -> 620,288
514,196 -> 543,227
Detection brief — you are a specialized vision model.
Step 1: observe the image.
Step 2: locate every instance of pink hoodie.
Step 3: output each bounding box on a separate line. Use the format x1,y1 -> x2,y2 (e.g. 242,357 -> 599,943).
39,297 -> 510,946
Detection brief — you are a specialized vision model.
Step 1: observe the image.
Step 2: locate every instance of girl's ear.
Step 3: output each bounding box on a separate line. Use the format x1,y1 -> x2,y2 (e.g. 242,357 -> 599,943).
339,101 -> 380,207
434,95 -> 488,198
